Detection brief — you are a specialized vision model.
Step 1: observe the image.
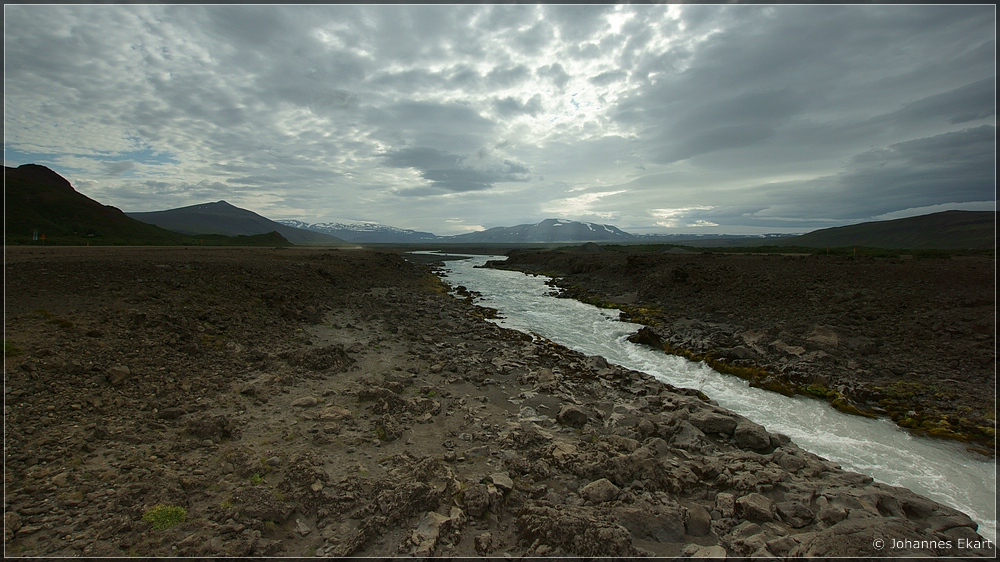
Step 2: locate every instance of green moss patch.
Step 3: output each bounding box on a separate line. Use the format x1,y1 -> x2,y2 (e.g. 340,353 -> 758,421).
142,504 -> 187,531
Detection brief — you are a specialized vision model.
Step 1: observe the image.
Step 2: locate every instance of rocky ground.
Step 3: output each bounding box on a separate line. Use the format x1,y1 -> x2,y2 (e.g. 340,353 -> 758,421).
489,249 -> 996,455
3,246 -> 995,557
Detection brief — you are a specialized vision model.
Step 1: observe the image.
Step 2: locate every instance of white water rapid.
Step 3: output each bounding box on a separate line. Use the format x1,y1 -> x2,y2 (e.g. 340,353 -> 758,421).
432,253 -> 996,543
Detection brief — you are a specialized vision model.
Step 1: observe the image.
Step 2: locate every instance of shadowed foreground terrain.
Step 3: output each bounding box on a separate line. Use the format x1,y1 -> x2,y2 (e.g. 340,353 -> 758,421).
3,247 -> 995,557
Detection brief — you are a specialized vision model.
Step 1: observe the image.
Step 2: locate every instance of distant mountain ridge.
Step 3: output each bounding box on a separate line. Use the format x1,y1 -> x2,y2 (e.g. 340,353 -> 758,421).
444,218 -> 634,243
277,219 -> 439,244
128,201 -> 345,245
777,210 -> 996,250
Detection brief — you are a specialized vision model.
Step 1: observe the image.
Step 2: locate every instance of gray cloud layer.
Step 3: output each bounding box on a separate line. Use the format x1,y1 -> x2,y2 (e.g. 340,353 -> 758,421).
3,4 -> 995,234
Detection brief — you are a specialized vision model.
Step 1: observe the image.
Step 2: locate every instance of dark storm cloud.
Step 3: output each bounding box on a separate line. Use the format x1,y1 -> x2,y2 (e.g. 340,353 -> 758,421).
367,101 -> 496,154
629,87 -> 810,165
837,125 -> 996,214
382,147 -> 530,194
382,147 -> 462,171
872,78 -> 996,127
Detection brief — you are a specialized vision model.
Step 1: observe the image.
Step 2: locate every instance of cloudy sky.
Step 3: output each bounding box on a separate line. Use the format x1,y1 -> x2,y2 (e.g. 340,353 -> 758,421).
4,3 -> 996,235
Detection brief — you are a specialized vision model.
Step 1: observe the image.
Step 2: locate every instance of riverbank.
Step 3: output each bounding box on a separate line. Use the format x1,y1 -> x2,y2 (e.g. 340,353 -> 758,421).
486,249 -> 996,455
3,246 -> 994,556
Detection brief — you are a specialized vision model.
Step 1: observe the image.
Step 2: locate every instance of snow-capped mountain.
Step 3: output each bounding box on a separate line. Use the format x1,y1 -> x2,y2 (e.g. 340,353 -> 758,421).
444,218 -> 635,243
277,220 -> 441,243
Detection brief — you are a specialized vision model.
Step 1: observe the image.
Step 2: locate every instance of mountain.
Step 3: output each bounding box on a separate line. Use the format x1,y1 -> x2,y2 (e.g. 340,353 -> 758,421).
128,201 -> 345,245
4,164 -> 188,245
777,210 -> 996,250
277,219 -> 440,244
444,218 -> 635,243
635,233 -> 797,247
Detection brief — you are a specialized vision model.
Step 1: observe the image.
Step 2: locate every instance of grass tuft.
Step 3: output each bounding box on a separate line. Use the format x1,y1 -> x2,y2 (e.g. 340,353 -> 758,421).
142,504 -> 187,531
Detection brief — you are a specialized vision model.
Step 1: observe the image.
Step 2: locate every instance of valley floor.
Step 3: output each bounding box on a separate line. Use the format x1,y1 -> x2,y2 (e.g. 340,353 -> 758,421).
3,246 -> 995,557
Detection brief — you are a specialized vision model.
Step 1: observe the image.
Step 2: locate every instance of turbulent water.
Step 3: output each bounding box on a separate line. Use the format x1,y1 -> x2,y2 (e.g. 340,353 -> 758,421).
431,253 -> 997,543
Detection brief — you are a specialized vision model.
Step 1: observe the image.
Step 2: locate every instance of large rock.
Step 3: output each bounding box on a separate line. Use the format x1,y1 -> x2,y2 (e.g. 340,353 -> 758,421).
715,492 -> 736,518
412,507 -> 465,557
106,364 -> 131,386
685,503 -> 713,536
579,478 -> 621,504
515,503 -> 637,557
614,503 -> 686,543
734,420 -> 770,450
670,420 -> 708,450
627,327 -> 663,348
557,404 -> 589,428
788,517 -> 963,557
464,484 -> 491,517
736,493 -> 775,522
291,396 -> 318,408
776,501 -> 814,528
689,410 -> 738,436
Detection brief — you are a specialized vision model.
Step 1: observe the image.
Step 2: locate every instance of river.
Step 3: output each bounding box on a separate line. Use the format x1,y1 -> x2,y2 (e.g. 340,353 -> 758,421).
429,252 -> 996,543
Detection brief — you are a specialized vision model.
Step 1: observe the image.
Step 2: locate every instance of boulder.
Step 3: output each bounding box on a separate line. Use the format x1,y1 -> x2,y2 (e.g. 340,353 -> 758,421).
737,493 -> 775,522
670,420 -> 707,450
557,404 -> 589,428
579,478 -> 621,504
291,396 -> 318,408
106,364 -> 131,386
615,503 -> 686,543
412,507 -> 465,557
464,484 -> 490,517
490,473 -> 514,493
715,492 -> 736,518
692,545 -> 728,557
627,327 -> 663,348
734,420 -> 770,450
775,501 -> 814,528
689,410 -> 738,436
789,518 -> 944,557
515,504 -> 637,557
317,406 -> 352,421
685,503 -> 713,536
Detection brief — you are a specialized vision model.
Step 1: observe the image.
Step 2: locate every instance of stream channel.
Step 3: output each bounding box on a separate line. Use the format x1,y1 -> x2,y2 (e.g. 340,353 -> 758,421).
428,252 -> 997,542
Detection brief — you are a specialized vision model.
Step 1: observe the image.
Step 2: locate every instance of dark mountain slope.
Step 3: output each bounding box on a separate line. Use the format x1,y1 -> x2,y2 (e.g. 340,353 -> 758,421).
778,210 -> 995,250
128,201 -> 345,245
4,164 -> 187,245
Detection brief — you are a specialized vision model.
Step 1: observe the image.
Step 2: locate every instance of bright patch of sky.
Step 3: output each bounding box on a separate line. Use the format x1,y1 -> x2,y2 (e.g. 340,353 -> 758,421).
3,4 -> 995,235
